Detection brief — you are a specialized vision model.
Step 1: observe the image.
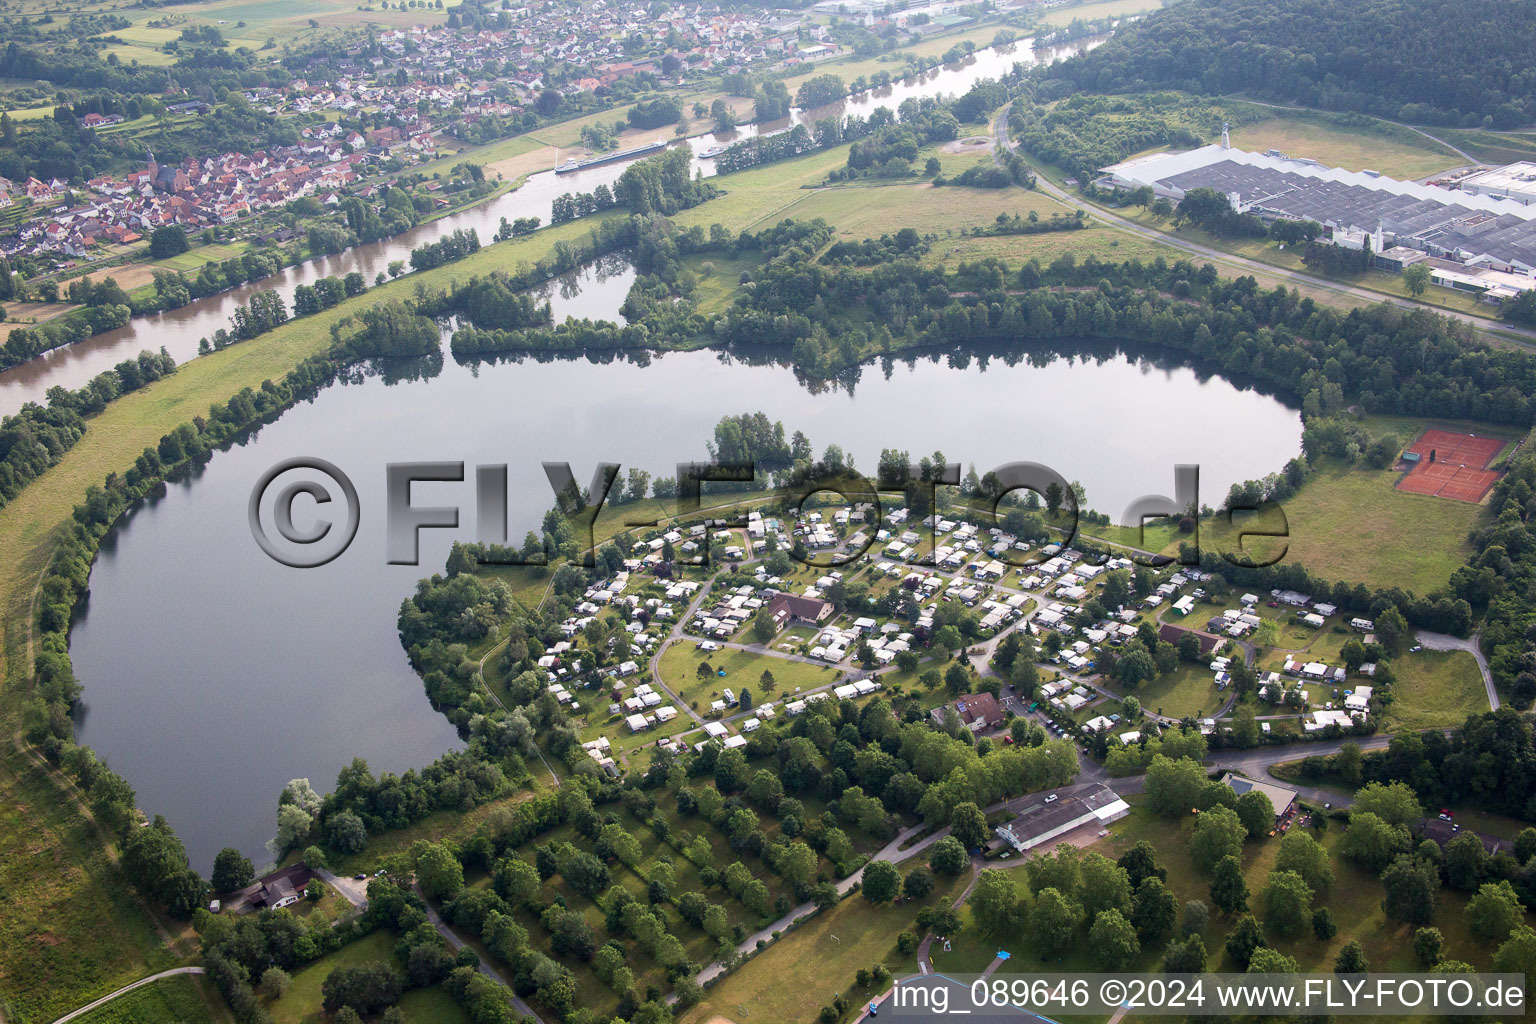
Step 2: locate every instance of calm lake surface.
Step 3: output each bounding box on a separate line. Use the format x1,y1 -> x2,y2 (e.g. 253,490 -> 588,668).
71,328 -> 1301,871
0,35 -> 1105,414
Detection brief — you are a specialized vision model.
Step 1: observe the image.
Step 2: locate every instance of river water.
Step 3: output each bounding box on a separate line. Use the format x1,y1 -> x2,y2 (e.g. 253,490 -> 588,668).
70,315 -> 1301,871
0,35 -> 1103,415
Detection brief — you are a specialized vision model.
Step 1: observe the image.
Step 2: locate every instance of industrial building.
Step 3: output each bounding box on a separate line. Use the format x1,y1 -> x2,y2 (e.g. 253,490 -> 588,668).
1097,145 -> 1536,300
1452,162 -> 1536,206
994,783 -> 1129,853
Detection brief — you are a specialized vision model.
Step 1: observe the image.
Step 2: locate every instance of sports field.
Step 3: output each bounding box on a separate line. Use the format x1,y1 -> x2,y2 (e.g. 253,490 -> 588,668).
1397,429 -> 1507,502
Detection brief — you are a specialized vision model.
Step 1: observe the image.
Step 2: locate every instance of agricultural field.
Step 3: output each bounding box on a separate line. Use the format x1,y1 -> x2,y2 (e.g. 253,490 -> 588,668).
786,177 -> 1073,242
118,0 -> 447,53
0,752 -> 184,1024
156,241 -> 252,273
940,221 -> 1183,267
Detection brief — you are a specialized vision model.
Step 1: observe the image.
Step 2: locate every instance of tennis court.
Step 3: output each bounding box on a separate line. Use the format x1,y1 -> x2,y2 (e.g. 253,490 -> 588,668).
1397,429 -> 1506,502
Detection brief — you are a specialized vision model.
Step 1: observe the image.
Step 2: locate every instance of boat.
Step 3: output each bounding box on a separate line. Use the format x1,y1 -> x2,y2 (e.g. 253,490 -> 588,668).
699,144 -> 727,159
554,139 -> 668,174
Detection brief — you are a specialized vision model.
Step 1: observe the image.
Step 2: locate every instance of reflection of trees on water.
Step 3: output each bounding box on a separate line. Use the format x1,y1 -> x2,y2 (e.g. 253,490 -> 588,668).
451,338 -> 1295,409
543,251 -> 635,303
334,351 -> 446,388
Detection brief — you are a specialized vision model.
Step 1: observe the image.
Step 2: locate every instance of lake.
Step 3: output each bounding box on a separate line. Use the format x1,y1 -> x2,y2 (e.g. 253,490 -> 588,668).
70,326 -> 1301,871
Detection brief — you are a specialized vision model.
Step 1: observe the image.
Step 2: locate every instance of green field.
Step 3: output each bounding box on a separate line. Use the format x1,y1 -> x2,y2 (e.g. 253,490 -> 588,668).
122,0 -> 447,51
70,972 -> 222,1024
786,178 -> 1074,241
264,929 -> 470,1024
0,103 -> 57,120
657,640 -> 842,709
1228,113 -> 1463,179
680,862 -> 969,1024
1041,0 -> 1166,25
1437,128 -> 1536,167
1116,661 -> 1225,721
156,241 -> 252,272
100,44 -> 178,67
1386,649 -> 1490,731
0,754 -> 181,1023
1269,459 -> 1479,594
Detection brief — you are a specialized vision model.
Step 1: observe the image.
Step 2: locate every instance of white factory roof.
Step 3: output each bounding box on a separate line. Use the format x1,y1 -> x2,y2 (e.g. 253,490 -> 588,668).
1102,145 -> 1536,222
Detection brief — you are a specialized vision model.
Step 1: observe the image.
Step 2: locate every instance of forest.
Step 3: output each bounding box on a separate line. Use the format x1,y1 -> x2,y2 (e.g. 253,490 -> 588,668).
1008,93 -> 1257,184
1040,0 -> 1536,127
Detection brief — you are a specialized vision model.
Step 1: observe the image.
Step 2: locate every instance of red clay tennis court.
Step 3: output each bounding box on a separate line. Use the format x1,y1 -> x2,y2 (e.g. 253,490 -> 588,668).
1397,429 -> 1507,502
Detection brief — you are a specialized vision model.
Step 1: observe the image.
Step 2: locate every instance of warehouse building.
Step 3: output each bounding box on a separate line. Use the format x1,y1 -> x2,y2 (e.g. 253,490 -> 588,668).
1453,162 -> 1536,206
1097,146 -> 1536,295
994,784 -> 1129,853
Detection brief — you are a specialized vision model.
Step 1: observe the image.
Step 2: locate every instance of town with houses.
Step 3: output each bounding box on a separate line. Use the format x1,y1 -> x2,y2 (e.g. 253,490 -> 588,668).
0,0 -> 1025,266
0,0 -> 848,262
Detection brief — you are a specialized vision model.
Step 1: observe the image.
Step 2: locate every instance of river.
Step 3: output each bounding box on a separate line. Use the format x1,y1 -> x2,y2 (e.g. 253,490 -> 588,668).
0,35 -> 1103,415
69,285 -> 1301,872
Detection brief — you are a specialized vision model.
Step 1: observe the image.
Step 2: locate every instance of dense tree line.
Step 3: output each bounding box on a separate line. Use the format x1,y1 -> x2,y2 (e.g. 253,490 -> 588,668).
448,217 -> 832,359
962,210 -> 1086,237
821,228 -> 930,266
0,348 -> 174,508
1292,712 -> 1536,820
718,75 -> 1025,179
1465,441 -> 1536,706
1007,93 -> 1253,185
829,97 -> 961,181
714,124 -> 818,174
447,213 -> 1536,436
0,302 -> 129,370
407,227 -> 482,273
626,95 -> 683,130
417,272 -> 550,332
550,148 -> 720,228
1041,0 -> 1536,128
